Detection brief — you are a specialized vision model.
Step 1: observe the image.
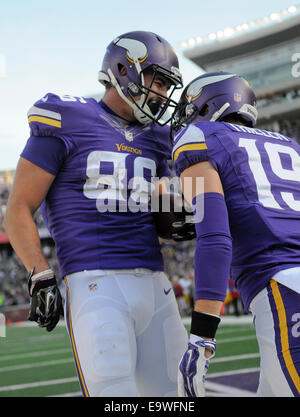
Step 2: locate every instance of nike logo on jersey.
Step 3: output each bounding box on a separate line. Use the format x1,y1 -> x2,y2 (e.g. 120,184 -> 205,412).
164,288 -> 172,295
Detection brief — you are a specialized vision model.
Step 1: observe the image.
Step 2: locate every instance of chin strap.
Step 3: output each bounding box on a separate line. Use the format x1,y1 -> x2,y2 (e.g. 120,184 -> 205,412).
107,68 -> 153,125
133,97 -> 153,124
210,102 -> 230,122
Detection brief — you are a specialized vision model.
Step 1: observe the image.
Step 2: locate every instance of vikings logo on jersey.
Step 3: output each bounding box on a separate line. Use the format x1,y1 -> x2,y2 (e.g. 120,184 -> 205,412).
26,93 -> 171,277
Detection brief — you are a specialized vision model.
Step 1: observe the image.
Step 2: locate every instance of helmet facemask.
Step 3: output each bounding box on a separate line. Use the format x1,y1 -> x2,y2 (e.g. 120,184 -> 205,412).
171,101 -> 198,133
106,62 -> 182,125
132,65 -> 182,125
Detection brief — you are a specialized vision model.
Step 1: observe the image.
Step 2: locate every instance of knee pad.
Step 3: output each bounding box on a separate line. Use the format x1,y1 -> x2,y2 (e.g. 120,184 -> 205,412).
93,307 -> 133,378
73,306 -> 134,382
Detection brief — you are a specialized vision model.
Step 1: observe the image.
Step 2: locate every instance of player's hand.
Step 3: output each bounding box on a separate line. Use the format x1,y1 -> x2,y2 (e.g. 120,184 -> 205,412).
153,191 -> 196,241
28,269 -> 64,332
171,218 -> 196,241
170,196 -> 196,241
178,334 -> 216,397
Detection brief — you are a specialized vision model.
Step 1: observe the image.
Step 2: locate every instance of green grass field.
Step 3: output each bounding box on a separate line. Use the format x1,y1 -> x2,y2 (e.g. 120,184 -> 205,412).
0,317 -> 259,397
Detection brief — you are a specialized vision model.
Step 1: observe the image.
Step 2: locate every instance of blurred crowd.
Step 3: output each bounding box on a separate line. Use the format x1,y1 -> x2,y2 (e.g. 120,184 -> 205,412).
277,119 -> 300,142
0,240 -> 62,307
257,87 -> 300,110
0,187 -> 9,233
258,118 -> 300,143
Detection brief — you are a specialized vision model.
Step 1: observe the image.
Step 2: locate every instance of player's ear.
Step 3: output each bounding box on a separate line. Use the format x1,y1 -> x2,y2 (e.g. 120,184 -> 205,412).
199,104 -> 209,116
118,64 -> 127,76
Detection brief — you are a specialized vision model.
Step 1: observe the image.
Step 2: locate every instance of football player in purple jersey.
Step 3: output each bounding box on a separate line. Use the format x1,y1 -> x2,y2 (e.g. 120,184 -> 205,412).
171,72 -> 300,397
4,31 -> 189,397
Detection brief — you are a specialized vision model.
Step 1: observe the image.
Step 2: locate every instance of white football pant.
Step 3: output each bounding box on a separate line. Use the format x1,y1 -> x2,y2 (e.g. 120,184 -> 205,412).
249,276 -> 300,397
64,269 -> 188,397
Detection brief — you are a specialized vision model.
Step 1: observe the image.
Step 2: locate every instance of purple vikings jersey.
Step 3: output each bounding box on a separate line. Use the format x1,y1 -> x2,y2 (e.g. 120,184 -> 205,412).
173,121 -> 300,310
22,93 -> 172,276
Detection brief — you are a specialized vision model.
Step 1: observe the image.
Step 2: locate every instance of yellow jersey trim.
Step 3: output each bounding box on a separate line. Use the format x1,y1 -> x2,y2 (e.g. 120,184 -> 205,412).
28,115 -> 61,128
173,143 -> 207,162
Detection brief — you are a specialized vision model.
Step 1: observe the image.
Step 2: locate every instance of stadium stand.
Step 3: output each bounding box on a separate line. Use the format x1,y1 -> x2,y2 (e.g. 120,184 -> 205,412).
181,5 -> 300,142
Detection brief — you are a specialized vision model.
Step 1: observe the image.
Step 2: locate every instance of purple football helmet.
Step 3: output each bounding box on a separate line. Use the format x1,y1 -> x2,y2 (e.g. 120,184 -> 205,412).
98,31 -> 183,125
171,71 -> 257,133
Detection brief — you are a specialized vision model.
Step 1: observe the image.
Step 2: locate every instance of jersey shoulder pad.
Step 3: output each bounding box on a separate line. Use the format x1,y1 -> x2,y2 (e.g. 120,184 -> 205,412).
172,123 -> 208,162
27,93 -> 97,137
172,122 -> 220,176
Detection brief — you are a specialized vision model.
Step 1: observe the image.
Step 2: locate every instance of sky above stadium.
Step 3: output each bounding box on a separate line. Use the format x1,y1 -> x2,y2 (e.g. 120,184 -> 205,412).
0,0 -> 298,170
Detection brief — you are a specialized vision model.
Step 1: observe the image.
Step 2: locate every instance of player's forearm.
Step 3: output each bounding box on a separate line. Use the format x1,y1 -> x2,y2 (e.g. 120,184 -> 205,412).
4,204 -> 50,273
194,233 -> 231,303
191,194 -> 232,346
193,192 -> 232,303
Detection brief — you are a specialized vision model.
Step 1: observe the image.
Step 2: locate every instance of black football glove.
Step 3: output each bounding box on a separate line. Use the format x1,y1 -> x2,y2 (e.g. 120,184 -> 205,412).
153,192 -> 196,241
171,216 -> 196,242
28,269 -> 64,332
